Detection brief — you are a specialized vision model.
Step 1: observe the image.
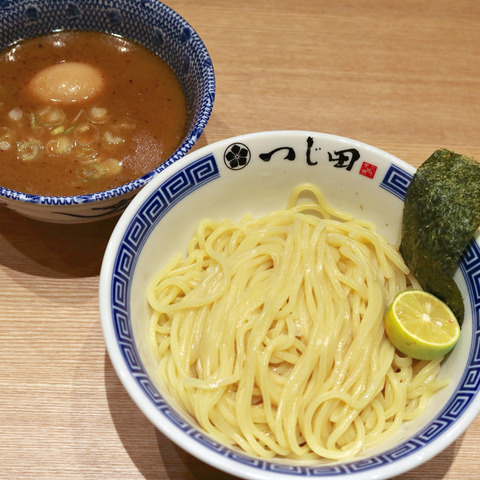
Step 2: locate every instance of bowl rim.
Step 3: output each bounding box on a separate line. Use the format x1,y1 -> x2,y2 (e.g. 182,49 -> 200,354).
0,0 -> 215,205
99,130 -> 480,480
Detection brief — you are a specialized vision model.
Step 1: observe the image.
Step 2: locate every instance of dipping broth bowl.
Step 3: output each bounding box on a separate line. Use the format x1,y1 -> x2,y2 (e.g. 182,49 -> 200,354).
0,0 -> 215,223
99,130 -> 480,480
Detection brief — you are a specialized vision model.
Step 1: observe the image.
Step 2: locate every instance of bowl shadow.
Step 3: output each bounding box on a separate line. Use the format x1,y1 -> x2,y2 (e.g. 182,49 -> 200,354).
104,350 -> 237,480
104,346 -> 462,480
0,204 -> 120,278
391,436 -> 459,479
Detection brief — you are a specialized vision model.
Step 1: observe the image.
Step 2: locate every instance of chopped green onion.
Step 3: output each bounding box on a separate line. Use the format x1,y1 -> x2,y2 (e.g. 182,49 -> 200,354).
115,120 -> 137,130
29,112 -> 38,130
78,163 -> 104,181
50,125 -> 66,136
8,108 -> 23,121
74,123 -> 99,145
88,106 -> 110,124
74,144 -> 98,164
17,138 -> 43,162
64,125 -> 76,135
0,127 -> 15,151
103,130 -> 124,145
102,158 -> 123,175
35,105 -> 66,126
46,136 -> 73,155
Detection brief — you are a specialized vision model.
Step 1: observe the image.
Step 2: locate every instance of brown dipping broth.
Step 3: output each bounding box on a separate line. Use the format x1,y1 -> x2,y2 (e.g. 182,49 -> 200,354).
0,31 -> 187,196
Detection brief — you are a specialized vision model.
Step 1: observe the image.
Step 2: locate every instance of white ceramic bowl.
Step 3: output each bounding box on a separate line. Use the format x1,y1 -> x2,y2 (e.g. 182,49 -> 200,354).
0,0 -> 215,223
99,131 -> 480,479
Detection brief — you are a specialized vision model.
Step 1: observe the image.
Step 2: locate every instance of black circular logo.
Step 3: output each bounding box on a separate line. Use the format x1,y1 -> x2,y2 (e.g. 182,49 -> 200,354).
224,143 -> 251,170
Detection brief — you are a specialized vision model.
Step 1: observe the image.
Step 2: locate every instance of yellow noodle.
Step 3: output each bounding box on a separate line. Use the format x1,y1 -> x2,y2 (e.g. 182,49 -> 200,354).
147,183 -> 446,460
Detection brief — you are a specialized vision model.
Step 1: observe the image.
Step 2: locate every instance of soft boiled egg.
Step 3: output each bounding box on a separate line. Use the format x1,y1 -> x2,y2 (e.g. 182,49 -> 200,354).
28,61 -> 104,104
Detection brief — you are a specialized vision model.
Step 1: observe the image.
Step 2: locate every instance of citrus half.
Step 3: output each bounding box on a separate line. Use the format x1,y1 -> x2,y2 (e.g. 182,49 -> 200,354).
385,289 -> 460,360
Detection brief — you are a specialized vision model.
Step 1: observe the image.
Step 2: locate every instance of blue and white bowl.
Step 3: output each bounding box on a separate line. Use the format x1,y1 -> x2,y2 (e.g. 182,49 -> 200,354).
0,0 -> 215,223
99,131 -> 480,479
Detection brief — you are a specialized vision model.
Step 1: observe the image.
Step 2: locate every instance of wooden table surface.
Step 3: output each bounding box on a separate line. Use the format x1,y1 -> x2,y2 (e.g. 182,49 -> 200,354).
1,1 -> 480,479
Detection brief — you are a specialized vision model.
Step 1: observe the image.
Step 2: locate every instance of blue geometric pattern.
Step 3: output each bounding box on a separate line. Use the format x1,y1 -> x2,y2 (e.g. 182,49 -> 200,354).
112,152 -> 218,278
380,164 -> 413,200
109,157 -> 480,476
0,0 -> 215,205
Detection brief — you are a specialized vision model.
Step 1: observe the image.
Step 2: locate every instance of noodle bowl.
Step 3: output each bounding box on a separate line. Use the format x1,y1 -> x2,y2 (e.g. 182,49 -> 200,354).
146,183 -> 447,460
100,131 -> 479,480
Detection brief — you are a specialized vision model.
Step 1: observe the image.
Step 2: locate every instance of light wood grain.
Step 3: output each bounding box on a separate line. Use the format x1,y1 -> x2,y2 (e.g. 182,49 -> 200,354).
1,1 -> 480,479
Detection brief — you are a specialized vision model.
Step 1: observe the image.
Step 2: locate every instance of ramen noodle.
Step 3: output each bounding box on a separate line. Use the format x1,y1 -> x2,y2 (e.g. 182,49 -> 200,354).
147,183 -> 447,460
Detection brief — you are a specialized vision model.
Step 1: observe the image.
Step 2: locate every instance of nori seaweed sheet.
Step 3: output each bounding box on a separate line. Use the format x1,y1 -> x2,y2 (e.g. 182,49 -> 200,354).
400,149 -> 480,325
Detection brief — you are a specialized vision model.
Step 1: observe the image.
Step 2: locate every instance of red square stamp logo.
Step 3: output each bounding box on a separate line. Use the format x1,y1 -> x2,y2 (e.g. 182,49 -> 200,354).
359,161 -> 377,179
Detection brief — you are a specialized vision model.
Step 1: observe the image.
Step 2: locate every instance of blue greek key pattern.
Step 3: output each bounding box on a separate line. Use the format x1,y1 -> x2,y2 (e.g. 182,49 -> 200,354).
109,156 -> 480,477
137,153 -> 219,235
113,308 -> 129,340
137,374 -> 163,404
122,218 -> 150,252
463,361 -> 480,390
191,430 -> 226,451
112,153 -> 219,395
380,164 -> 413,200
461,241 -> 480,331
112,272 -> 129,311
163,403 -> 195,432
